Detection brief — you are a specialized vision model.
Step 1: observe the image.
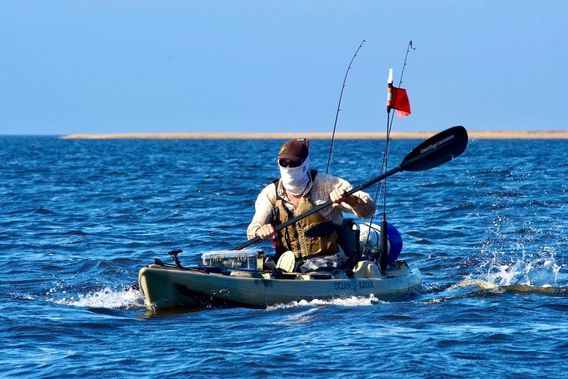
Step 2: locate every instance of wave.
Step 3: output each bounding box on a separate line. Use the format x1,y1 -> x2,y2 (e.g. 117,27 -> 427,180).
52,286 -> 145,310
266,294 -> 383,311
420,255 -> 567,304
420,279 -> 568,305
449,277 -> 567,295
484,257 -> 561,286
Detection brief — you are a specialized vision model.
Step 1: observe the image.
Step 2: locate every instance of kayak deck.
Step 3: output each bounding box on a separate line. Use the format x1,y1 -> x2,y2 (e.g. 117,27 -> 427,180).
139,260 -> 422,310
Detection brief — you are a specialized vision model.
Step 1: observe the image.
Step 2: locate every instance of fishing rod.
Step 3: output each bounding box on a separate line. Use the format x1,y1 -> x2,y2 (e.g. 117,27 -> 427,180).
325,39 -> 366,174
368,41 -> 415,271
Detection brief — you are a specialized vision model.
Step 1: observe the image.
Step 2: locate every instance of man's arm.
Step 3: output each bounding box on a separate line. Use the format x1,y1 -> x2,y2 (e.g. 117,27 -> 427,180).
329,177 -> 376,219
246,185 -> 276,239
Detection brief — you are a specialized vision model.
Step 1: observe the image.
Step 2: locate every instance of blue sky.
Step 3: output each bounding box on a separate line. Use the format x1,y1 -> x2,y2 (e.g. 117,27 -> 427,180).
1,1 -> 566,135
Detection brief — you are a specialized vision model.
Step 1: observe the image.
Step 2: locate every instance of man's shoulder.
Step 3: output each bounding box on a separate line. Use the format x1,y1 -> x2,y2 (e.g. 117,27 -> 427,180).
256,180 -> 279,199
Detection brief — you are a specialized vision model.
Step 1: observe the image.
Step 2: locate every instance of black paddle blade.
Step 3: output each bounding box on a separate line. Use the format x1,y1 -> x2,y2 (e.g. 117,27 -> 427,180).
400,126 -> 468,172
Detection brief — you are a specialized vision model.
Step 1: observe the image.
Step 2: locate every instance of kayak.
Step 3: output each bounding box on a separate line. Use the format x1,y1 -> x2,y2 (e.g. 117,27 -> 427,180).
137,126 -> 469,311
138,253 -> 422,310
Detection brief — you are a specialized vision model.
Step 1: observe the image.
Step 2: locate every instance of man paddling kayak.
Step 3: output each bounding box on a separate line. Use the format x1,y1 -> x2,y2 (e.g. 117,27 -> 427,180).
247,138 -> 376,272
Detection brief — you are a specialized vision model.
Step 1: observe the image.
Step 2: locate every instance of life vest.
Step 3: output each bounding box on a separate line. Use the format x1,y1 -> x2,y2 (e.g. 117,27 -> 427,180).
273,170 -> 338,260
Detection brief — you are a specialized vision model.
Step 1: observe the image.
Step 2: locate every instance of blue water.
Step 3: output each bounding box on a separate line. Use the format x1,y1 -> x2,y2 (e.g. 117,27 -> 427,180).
1,136 -> 567,377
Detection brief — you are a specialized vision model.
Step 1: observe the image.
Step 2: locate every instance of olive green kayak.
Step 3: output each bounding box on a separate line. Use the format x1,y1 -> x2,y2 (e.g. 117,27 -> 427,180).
138,259 -> 421,310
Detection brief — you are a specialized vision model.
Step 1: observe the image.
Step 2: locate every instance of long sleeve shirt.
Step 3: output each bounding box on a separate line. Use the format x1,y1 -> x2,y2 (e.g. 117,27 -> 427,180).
247,173 -> 376,239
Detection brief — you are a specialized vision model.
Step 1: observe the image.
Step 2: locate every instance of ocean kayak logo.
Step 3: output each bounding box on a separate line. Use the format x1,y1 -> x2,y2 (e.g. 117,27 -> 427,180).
420,134 -> 455,154
334,280 -> 375,291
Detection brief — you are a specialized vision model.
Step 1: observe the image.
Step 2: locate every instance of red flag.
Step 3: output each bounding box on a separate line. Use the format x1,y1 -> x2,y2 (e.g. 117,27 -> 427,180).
390,87 -> 411,117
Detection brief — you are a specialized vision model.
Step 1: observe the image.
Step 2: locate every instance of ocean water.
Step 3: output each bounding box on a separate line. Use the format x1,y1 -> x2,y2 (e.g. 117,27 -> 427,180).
1,135 -> 567,377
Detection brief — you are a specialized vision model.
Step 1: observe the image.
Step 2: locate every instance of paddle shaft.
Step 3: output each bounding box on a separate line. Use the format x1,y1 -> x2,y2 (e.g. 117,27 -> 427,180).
233,165 -> 402,250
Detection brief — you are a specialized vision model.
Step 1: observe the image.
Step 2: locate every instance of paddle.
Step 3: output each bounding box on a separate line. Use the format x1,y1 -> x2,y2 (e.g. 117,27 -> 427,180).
233,126 -> 468,251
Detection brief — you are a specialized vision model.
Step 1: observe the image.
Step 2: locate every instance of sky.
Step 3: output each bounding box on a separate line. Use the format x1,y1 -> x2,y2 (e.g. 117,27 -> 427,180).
1,1 -> 567,135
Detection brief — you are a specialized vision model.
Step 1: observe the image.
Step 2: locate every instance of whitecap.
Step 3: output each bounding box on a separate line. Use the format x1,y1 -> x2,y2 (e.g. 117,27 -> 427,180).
54,286 -> 145,310
266,294 -> 383,311
484,257 -> 560,287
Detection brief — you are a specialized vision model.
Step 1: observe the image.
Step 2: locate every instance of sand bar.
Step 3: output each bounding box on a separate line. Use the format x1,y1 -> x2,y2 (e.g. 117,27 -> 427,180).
61,130 -> 568,140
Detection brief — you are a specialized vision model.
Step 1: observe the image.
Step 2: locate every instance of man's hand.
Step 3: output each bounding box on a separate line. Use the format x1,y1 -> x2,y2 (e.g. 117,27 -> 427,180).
256,224 -> 277,240
330,188 -> 359,208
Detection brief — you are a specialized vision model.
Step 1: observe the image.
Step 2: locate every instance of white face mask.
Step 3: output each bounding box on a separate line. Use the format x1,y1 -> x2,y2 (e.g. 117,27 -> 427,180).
279,155 -> 310,196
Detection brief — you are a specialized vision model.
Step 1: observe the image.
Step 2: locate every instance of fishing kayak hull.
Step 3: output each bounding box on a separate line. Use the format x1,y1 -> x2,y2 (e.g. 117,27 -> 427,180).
138,261 -> 422,310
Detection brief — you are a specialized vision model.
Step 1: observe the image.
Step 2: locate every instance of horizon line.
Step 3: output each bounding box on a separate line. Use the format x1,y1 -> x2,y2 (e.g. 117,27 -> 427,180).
58,130 -> 568,140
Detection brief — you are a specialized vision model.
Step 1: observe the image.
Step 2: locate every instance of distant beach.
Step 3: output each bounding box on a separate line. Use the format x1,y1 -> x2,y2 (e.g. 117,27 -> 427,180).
61,130 -> 568,140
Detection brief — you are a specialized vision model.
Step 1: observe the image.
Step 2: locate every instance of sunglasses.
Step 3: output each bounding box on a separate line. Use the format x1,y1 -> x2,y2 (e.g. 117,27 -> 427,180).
278,159 -> 301,168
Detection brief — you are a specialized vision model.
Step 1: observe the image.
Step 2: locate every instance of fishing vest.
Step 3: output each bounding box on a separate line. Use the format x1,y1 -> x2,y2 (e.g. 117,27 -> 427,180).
273,170 -> 338,260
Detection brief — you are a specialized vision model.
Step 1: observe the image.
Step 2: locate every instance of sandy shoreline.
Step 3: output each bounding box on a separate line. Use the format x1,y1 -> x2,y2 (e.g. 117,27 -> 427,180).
61,130 -> 568,140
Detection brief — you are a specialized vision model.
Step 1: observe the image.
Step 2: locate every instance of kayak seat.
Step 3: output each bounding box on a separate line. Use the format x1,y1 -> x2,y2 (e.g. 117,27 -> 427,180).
352,260 -> 381,279
337,219 -> 361,270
